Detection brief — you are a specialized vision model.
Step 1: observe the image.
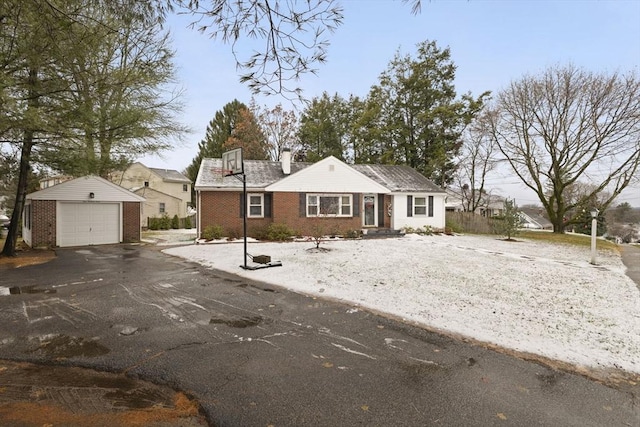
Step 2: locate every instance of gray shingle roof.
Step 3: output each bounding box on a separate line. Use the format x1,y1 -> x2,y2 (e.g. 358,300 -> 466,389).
195,157 -> 444,193
149,167 -> 191,183
351,164 -> 444,193
196,158 -> 310,189
520,207 -> 553,229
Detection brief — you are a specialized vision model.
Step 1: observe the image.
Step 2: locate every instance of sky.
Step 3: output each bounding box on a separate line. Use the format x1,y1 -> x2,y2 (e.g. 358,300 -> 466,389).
140,0 -> 640,206
160,230 -> 640,376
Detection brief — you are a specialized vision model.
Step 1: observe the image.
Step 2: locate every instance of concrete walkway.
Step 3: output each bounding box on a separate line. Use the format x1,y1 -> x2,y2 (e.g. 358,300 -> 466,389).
620,244 -> 640,291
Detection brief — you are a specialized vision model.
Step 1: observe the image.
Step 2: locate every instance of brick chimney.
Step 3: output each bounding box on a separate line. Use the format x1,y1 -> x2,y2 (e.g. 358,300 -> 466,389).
281,148 -> 291,175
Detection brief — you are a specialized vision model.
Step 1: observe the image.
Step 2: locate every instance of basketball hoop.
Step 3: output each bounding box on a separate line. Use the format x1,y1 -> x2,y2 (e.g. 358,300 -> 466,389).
221,147 -> 244,176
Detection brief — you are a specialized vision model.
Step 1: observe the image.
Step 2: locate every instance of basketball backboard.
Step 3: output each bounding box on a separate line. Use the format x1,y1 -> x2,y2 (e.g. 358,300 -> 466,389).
221,148 -> 244,176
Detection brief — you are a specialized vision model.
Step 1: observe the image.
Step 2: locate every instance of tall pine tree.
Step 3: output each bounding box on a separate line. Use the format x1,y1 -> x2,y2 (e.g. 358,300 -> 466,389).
185,100 -> 247,188
298,92 -> 350,162
370,40 -> 488,185
185,100 -> 268,205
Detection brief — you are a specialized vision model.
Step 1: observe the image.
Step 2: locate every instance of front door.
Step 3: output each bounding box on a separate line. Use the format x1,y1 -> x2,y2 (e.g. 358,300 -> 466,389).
363,194 -> 377,227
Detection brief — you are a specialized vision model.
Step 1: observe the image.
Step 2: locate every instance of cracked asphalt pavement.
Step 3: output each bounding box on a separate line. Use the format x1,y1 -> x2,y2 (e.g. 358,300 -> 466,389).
0,244 -> 638,426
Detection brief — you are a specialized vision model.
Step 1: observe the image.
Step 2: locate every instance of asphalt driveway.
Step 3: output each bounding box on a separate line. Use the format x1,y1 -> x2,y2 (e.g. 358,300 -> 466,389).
0,244 -> 638,426
621,244 -> 640,292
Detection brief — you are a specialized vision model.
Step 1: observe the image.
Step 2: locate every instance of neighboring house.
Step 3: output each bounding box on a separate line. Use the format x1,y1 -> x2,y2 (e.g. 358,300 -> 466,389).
195,153 -> 446,238
519,207 -> 553,230
445,189 -> 464,212
23,176 -> 145,248
479,195 -> 505,217
39,175 -> 74,189
109,162 -> 192,227
445,189 -> 508,216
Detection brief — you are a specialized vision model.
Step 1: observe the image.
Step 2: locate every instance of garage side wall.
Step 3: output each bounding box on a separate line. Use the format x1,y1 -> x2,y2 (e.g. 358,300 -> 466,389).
123,202 -> 141,242
32,200 -> 56,247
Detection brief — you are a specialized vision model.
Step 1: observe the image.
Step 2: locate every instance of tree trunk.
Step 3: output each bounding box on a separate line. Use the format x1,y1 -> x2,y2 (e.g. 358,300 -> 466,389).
2,67 -> 39,257
551,217 -> 565,234
1,133 -> 34,257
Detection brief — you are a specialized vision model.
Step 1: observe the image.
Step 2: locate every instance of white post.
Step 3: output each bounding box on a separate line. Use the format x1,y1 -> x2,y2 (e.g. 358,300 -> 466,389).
590,209 -> 598,265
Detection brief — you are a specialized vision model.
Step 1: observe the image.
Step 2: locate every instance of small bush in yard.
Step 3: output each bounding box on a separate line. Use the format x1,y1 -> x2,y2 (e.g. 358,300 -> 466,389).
266,223 -> 293,241
226,228 -> 240,240
496,198 -> 522,240
402,226 -> 434,235
445,218 -> 462,233
202,224 -> 224,240
171,214 -> 180,229
344,229 -> 361,239
250,226 -> 268,240
159,214 -> 172,230
184,216 -> 192,229
148,217 -> 160,230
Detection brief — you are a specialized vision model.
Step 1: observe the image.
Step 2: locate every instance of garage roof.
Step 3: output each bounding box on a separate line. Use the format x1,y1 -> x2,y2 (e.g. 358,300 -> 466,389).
27,175 -> 146,202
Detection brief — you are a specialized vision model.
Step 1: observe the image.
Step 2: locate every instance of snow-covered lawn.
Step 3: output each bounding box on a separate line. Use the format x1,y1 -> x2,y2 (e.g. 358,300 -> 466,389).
164,234 -> 640,376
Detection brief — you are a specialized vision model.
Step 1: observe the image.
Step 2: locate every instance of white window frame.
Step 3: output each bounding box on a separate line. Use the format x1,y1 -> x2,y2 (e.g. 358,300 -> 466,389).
159,202 -> 165,214
24,203 -> 31,230
307,194 -> 352,217
414,197 -> 427,216
248,193 -> 264,218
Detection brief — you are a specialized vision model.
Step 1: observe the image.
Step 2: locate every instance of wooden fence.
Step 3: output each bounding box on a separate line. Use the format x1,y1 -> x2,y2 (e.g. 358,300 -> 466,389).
446,211 -> 501,234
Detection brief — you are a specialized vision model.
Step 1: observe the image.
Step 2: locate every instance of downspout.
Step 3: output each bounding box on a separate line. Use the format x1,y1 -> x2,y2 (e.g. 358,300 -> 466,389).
197,190 -> 201,239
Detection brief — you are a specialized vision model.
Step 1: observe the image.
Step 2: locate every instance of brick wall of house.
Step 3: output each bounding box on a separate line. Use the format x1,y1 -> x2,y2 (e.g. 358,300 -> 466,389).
199,191 -> 271,238
32,200 -> 56,247
123,202 -> 141,242
272,193 -> 362,236
200,191 -> 364,238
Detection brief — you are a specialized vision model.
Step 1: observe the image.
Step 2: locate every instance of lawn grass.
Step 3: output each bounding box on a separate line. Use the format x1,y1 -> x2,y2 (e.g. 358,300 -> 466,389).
518,230 -> 619,252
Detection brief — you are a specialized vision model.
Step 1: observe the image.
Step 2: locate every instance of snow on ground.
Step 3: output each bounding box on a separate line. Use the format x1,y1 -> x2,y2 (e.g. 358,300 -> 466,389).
164,234 -> 640,375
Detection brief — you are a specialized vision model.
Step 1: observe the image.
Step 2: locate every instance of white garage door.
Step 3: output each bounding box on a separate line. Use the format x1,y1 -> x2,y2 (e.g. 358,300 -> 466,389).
58,202 -> 120,247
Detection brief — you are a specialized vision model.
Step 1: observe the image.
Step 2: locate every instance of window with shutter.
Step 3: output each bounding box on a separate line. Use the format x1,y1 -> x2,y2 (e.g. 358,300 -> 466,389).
306,194 -> 353,217
247,193 -> 264,218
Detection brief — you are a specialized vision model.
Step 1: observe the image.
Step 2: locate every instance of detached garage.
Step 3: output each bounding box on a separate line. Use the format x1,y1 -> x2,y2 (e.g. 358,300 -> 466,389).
23,176 -> 145,248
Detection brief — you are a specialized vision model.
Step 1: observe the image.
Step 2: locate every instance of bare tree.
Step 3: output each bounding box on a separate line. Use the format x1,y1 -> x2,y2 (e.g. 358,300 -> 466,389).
253,101 -> 301,161
492,65 -> 640,233
454,108 -> 499,213
174,1 -> 427,97
177,0 -> 343,98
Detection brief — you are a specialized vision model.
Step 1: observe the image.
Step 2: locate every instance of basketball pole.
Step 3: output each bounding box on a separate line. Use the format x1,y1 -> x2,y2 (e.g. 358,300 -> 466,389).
222,147 -> 249,270
242,171 -> 247,269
